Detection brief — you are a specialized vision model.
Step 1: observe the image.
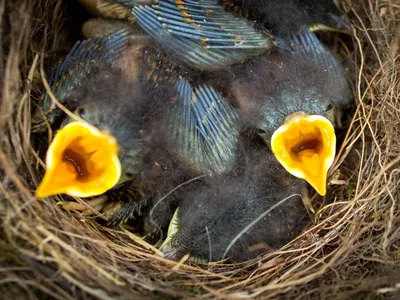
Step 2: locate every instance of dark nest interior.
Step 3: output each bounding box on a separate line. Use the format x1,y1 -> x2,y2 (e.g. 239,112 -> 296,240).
1,0 -> 399,299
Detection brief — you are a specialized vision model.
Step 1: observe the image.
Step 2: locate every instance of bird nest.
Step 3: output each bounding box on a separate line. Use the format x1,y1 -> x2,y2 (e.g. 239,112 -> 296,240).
1,0 -> 399,298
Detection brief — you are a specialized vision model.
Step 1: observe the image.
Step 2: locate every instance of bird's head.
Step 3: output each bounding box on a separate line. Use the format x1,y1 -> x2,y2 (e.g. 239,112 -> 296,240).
234,70 -> 339,196
231,26 -> 352,196
259,87 -> 338,198
35,69 -> 149,199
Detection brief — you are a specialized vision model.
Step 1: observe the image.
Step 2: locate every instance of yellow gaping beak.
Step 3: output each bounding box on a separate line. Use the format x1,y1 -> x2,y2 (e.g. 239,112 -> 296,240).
36,121 -> 121,198
271,112 -> 336,196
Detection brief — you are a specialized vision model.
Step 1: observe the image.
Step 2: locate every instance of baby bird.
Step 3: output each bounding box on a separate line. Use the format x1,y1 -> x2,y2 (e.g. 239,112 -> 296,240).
158,137 -> 308,262
223,28 -> 353,196
33,27 -> 175,199
35,62 -> 176,198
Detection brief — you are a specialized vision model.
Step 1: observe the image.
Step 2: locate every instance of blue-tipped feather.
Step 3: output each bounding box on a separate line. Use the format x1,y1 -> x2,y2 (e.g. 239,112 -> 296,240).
169,79 -> 239,175
32,30 -> 129,132
290,28 -> 352,106
130,0 -> 274,70
285,28 -> 344,75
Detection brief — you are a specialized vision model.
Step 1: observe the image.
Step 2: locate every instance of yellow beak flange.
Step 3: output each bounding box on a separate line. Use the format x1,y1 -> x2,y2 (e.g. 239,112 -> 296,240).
271,112 -> 336,196
36,121 -> 121,198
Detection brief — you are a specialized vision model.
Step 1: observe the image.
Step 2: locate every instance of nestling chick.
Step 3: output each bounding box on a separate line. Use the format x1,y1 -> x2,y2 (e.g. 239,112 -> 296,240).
102,0 -> 277,70
35,60 -> 177,198
223,28 -> 353,196
160,138 -> 308,262
33,27 -> 177,199
136,77 -> 241,236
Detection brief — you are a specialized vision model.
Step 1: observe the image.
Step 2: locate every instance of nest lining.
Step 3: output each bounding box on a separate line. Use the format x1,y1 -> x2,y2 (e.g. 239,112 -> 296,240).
1,0 -> 399,299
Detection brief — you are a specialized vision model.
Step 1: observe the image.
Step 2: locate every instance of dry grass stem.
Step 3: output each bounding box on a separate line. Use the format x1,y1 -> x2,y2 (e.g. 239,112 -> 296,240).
0,0 -> 399,298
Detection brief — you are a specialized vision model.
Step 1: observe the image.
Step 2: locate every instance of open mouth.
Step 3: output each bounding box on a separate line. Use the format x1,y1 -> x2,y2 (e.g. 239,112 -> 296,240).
36,121 -> 121,198
271,112 -> 336,196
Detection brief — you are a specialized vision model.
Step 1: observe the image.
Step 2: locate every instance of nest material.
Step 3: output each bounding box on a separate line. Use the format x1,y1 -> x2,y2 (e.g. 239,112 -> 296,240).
1,0 -> 399,299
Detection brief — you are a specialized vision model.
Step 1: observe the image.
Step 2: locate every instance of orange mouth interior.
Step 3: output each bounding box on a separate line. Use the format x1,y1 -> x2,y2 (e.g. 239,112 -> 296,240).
36,121 -> 121,198
271,113 -> 336,196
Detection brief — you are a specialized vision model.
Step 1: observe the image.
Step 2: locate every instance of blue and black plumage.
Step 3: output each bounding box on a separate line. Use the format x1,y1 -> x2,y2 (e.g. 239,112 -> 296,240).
118,0 -> 276,70
74,77 -> 240,226
31,30 -> 129,133
60,0 -> 354,250
167,79 -> 239,175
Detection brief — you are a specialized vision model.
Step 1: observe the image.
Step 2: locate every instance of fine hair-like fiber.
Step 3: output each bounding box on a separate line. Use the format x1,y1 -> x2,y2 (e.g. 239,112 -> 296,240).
1,0 -> 399,298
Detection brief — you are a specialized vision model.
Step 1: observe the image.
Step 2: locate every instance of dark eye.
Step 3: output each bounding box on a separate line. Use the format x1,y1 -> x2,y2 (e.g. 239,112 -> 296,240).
125,172 -> 134,179
325,104 -> 334,111
256,129 -> 269,141
77,107 -> 86,118
257,129 -> 266,135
